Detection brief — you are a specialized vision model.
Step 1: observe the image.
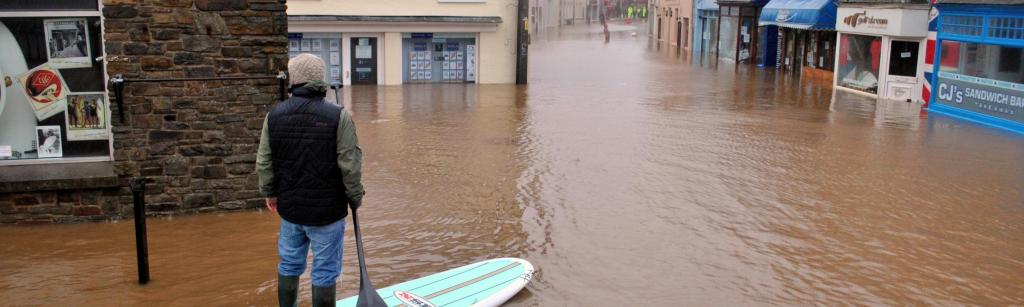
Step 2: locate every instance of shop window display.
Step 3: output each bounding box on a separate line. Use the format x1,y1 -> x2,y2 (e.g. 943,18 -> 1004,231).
0,14 -> 109,162
837,33 -> 881,94
288,36 -> 342,83
941,42 -> 1024,83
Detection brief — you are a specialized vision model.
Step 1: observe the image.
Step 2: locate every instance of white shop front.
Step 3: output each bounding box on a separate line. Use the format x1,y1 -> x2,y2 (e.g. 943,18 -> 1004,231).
834,5 -> 931,102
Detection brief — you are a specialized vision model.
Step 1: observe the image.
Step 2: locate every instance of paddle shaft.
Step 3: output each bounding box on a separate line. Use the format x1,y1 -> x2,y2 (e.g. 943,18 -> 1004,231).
352,209 -> 387,307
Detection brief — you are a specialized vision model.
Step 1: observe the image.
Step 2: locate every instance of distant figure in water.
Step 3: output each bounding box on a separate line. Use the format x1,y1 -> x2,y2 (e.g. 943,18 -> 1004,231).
600,8 -> 609,43
256,53 -> 365,307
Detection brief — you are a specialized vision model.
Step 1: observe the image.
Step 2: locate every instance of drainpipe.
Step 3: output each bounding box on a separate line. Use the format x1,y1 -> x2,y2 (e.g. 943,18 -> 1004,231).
517,0 -> 530,84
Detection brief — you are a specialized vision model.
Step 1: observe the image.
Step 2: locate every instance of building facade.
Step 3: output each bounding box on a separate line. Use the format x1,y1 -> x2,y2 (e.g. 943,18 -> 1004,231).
759,0 -> 838,81
653,0 -> 695,55
929,1 -> 1024,133
716,0 -> 768,64
288,0 -> 518,85
833,0 -> 931,102
0,0 -> 289,223
693,0 -> 720,58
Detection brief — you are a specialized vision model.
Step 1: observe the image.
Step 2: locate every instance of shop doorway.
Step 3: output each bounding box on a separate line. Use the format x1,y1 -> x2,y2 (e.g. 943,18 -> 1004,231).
885,40 -> 920,102
350,37 -> 377,84
676,21 -> 683,54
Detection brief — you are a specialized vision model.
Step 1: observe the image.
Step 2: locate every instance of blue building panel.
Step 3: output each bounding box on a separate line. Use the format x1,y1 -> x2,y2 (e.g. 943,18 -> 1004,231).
930,3 -> 1024,134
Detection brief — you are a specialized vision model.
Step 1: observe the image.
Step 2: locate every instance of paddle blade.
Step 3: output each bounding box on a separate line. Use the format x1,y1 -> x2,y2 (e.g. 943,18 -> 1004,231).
355,286 -> 387,307
352,209 -> 387,307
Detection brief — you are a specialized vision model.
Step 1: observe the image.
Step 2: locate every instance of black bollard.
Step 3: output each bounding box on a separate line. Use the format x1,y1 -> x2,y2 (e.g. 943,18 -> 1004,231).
129,178 -> 150,285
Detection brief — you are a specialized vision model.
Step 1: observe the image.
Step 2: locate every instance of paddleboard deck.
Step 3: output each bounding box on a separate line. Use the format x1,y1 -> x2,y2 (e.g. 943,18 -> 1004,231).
336,258 -> 534,307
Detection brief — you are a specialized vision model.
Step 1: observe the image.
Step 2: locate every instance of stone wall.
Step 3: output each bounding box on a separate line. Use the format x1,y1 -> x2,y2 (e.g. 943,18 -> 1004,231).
0,0 -> 288,224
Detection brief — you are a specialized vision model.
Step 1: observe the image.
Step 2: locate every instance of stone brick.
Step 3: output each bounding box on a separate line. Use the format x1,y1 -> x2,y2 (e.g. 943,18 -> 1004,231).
103,6 -> 139,18
194,12 -> 229,35
173,52 -> 204,65
156,0 -> 194,7
13,195 -> 38,206
227,163 -> 253,175
152,28 -> 182,40
224,154 -> 256,164
128,23 -> 150,42
185,66 -> 216,78
0,202 -> 16,214
183,193 -> 215,209
183,35 -> 220,52
150,130 -> 184,143
191,166 -> 227,179
222,47 -> 252,57
73,206 -> 103,216
196,0 -> 248,11
164,156 -> 190,176
124,42 -> 162,55
216,201 -> 244,210
141,57 -> 173,70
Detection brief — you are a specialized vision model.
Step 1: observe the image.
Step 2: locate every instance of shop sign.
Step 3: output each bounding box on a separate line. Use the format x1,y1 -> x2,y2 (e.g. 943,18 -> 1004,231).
842,10 -> 888,30
935,72 -> 1024,123
287,33 -> 302,39
836,7 -> 928,37
412,33 -> 433,39
775,9 -> 790,23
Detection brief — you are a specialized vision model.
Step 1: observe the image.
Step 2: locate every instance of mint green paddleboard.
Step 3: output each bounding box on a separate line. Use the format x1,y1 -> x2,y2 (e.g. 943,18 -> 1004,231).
336,258 -> 534,307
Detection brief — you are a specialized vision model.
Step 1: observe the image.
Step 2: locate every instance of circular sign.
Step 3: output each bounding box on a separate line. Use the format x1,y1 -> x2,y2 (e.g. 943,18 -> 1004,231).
23,68 -> 64,104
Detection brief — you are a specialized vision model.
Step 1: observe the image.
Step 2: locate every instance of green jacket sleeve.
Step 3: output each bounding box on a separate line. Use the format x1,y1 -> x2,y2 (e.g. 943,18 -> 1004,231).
337,110 -> 365,204
256,115 -> 275,197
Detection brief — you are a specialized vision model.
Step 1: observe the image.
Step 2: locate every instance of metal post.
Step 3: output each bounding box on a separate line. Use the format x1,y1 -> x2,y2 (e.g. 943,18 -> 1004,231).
516,0 -> 530,84
277,71 -> 288,101
129,178 -> 150,285
111,75 -> 126,123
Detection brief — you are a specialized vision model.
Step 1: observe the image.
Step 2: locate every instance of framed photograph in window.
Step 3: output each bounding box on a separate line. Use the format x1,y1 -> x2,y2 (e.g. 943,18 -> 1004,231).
65,93 -> 107,141
18,64 -> 68,121
35,126 -> 62,158
44,18 -> 92,69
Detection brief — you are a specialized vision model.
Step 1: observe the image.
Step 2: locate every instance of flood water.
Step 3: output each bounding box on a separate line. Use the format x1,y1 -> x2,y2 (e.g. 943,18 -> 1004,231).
2,23 -> 1023,306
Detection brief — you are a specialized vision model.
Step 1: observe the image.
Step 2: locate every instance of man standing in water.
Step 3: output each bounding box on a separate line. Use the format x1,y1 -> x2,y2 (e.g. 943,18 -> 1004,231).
256,53 -> 365,307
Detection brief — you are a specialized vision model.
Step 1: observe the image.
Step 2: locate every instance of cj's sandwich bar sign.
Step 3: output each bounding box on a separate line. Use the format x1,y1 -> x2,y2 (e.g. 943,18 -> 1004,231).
934,72 -> 1024,123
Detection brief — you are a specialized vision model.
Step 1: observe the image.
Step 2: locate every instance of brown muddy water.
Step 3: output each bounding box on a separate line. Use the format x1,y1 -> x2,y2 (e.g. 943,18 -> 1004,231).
2,23 -> 1024,306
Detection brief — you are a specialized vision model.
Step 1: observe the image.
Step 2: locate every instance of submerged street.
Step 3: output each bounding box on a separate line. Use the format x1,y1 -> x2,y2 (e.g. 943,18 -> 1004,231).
2,22 -> 1023,306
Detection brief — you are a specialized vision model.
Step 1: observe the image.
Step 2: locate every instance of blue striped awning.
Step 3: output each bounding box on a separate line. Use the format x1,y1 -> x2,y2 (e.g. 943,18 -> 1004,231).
758,0 -> 837,30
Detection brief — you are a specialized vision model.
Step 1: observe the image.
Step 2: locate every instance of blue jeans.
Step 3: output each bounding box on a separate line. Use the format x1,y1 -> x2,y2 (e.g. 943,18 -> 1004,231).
278,218 -> 345,287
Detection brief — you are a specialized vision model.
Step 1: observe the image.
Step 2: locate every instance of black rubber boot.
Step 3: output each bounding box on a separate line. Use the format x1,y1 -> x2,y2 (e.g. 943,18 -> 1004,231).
312,284 -> 336,307
278,274 -> 299,307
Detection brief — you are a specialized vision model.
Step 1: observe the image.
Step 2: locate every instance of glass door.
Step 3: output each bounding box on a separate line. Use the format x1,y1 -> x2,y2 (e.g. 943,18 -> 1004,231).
350,37 -> 377,84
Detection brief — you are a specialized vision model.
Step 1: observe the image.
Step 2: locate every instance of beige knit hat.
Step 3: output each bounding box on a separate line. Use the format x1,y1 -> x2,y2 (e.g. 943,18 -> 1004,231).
288,53 -> 326,86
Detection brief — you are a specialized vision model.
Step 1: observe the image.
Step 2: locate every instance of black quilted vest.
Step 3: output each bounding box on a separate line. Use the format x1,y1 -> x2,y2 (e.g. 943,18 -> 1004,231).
267,86 -> 347,226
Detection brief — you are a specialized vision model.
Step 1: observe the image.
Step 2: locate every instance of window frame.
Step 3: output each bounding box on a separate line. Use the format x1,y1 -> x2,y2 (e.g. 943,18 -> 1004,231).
0,0 -> 113,166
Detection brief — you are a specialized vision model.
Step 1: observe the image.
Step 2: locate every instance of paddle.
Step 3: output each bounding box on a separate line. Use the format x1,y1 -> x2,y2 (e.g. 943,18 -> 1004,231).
352,208 -> 387,307
330,81 -> 342,105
